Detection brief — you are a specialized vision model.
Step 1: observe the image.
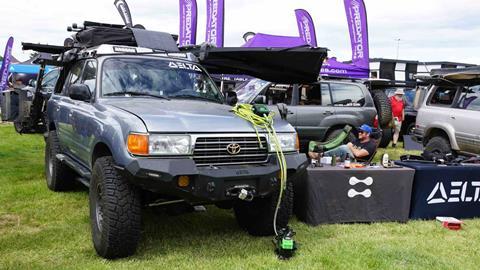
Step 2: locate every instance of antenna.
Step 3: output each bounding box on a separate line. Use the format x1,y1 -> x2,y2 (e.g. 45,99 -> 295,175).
114,0 -> 133,27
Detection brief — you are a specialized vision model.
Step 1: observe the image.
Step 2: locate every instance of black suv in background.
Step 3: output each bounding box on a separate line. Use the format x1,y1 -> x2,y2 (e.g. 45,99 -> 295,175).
236,79 -> 378,152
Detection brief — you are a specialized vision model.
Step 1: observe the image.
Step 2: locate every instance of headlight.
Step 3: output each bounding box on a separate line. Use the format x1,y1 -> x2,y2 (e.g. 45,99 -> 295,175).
149,135 -> 191,155
268,133 -> 298,152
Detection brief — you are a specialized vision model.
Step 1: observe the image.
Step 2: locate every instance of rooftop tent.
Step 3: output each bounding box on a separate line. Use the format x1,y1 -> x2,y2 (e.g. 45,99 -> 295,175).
242,33 -> 308,48
192,45 -> 327,84
321,57 -> 370,79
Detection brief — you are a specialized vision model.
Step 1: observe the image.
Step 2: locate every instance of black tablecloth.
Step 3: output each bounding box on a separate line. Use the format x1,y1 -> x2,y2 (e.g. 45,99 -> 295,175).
396,161 -> 480,219
294,166 -> 415,225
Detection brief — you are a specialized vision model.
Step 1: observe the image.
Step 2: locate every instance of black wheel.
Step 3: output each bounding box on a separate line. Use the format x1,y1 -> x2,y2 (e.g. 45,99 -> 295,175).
325,128 -> 356,144
90,156 -> 142,259
233,180 -> 293,236
45,131 -> 75,191
425,136 -> 453,160
371,90 -> 392,128
378,128 -> 393,148
406,123 -> 415,135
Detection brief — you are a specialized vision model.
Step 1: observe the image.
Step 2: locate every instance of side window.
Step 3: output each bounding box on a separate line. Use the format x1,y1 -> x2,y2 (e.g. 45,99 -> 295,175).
321,83 -> 332,106
428,87 -> 458,107
299,84 -> 322,105
62,61 -> 85,96
40,69 -> 60,91
81,61 -> 97,94
265,84 -> 292,105
330,83 -> 365,107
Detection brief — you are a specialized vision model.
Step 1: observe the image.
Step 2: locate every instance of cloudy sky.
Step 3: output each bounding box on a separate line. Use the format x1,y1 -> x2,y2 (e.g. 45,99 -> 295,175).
1,0 -> 479,64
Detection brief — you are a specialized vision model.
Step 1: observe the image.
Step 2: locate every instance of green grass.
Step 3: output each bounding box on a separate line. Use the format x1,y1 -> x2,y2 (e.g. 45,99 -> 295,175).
1,124 -> 479,269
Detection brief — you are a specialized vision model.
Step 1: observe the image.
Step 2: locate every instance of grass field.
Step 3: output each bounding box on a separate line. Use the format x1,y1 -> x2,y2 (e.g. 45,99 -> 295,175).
1,123 -> 479,269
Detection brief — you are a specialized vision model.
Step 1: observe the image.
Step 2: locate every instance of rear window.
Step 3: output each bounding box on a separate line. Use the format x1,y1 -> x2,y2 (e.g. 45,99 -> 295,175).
457,86 -> 480,111
428,87 -> 458,107
330,83 -> 365,107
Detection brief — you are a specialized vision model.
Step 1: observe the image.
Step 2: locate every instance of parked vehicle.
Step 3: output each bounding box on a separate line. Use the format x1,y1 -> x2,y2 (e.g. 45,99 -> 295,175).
235,79 -> 379,152
16,21 -> 327,259
1,67 -> 60,133
414,67 -> 480,157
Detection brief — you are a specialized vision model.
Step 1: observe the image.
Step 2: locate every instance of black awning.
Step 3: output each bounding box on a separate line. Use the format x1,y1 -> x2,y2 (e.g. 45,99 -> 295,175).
22,43 -> 69,54
190,46 -> 328,84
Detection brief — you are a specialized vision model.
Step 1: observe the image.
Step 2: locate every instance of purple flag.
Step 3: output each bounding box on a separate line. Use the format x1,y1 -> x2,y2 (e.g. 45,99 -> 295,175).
205,0 -> 224,47
344,0 -> 369,68
0,37 -> 14,91
294,9 -> 317,47
179,0 -> 197,46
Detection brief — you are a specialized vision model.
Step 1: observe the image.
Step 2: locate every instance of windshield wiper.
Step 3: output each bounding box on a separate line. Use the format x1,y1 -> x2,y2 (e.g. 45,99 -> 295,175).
170,94 -> 221,103
104,91 -> 170,100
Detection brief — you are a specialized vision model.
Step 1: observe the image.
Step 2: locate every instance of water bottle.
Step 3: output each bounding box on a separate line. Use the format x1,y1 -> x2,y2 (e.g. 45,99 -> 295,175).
344,154 -> 351,169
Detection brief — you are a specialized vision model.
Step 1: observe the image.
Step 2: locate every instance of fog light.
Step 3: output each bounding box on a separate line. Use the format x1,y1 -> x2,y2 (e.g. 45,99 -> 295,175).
178,176 -> 190,187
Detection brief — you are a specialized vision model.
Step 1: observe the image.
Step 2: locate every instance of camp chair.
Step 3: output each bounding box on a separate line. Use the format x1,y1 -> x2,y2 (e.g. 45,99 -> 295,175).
308,125 -> 353,152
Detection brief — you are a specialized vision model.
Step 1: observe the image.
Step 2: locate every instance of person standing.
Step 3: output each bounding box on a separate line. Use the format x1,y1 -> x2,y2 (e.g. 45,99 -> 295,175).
390,89 -> 405,147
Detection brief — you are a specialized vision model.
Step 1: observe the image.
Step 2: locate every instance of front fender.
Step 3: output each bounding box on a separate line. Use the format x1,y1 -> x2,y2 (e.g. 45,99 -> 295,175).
89,104 -> 147,168
425,122 -> 459,150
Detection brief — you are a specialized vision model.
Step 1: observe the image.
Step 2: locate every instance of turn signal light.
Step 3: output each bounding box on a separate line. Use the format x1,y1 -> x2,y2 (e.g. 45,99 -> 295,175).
127,133 -> 149,155
295,134 -> 300,151
178,176 -> 190,187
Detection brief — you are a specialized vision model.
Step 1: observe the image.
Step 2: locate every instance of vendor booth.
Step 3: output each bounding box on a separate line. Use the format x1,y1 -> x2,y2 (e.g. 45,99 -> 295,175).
396,161 -> 480,219
294,166 -> 415,225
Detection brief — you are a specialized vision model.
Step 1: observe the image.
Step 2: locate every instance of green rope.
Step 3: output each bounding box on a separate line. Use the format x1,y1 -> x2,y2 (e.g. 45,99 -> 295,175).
232,104 -> 287,236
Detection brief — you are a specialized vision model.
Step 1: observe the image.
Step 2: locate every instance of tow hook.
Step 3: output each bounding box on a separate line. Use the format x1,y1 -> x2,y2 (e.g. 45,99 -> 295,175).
226,185 -> 256,202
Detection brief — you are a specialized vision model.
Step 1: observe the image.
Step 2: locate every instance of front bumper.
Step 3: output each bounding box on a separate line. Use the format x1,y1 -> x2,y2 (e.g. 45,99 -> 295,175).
122,153 -> 307,203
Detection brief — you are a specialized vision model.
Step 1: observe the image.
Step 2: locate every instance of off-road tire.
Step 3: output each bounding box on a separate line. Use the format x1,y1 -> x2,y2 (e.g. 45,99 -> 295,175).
378,128 -> 393,148
425,136 -> 453,160
325,128 -> 356,144
89,156 -> 141,259
371,90 -> 392,128
233,180 -> 293,236
44,131 -> 75,191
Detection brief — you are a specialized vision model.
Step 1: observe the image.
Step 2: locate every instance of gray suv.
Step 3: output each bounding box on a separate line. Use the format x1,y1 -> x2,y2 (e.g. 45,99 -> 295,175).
235,79 -> 377,151
19,22 -> 327,259
415,68 -> 480,157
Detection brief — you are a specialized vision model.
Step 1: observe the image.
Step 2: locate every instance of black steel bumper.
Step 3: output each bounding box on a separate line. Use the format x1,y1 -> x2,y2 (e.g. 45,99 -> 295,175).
122,153 -> 307,203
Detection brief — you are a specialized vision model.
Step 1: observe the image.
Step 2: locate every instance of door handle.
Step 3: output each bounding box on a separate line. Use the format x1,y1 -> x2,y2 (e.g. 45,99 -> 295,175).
55,107 -> 60,112
450,116 -> 456,120
68,112 -> 73,117
323,111 -> 333,115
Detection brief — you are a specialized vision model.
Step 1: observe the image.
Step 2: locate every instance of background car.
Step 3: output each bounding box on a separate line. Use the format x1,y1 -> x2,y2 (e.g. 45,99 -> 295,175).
415,69 -> 480,157
236,79 -> 378,152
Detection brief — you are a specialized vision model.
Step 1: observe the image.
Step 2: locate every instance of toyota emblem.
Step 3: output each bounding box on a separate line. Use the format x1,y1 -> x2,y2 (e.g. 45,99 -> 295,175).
226,143 -> 241,155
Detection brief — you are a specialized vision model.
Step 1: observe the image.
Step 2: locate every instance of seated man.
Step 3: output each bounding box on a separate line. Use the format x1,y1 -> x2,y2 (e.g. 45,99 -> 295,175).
308,124 -> 377,162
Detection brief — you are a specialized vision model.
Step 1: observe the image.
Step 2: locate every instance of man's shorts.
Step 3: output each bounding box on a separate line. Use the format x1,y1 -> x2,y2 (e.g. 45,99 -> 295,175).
393,118 -> 402,133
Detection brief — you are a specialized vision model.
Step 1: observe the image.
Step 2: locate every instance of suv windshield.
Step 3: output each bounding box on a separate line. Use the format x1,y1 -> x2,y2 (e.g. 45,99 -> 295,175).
101,57 -> 223,103
235,79 -> 269,103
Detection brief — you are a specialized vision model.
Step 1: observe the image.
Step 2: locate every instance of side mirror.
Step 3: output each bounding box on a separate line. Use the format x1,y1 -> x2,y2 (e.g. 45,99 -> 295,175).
253,95 -> 267,104
28,79 -> 37,87
225,91 -> 238,106
69,84 -> 91,101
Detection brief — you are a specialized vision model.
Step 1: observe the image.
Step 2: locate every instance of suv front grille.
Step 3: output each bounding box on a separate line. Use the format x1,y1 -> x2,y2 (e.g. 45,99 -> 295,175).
193,136 -> 269,166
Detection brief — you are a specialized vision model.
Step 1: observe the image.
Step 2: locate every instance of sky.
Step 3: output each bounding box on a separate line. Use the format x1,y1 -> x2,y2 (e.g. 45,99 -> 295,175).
1,0 -> 479,64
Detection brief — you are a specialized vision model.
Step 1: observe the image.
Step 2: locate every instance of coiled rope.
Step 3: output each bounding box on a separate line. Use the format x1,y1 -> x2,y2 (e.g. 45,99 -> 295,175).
232,104 -> 287,236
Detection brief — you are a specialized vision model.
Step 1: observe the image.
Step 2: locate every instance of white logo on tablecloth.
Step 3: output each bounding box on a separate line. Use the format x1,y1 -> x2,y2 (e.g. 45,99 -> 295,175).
348,176 -> 373,198
426,181 -> 480,204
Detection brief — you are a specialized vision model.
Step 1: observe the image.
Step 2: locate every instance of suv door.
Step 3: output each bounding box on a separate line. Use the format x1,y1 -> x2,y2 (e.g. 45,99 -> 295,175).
70,60 -> 98,166
54,60 -> 86,157
453,87 -> 480,154
293,83 -> 335,147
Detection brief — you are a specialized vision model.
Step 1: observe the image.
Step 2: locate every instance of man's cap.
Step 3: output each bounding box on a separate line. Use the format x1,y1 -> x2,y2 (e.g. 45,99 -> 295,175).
394,89 -> 405,95
358,124 -> 373,134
